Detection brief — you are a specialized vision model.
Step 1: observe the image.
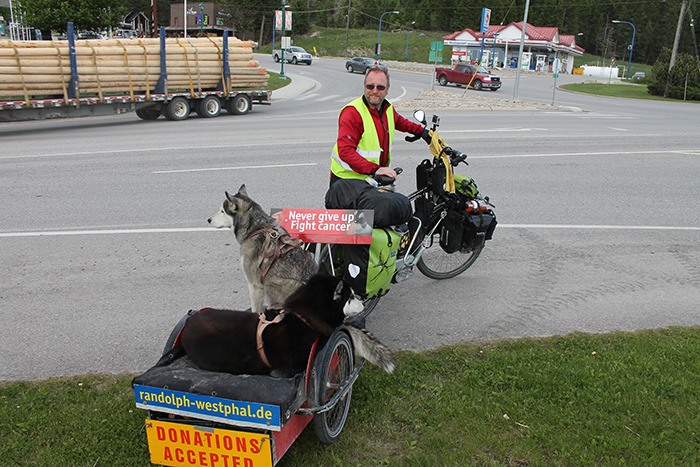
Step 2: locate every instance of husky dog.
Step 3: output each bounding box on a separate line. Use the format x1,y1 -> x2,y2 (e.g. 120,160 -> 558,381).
179,274 -> 395,377
208,185 -> 318,313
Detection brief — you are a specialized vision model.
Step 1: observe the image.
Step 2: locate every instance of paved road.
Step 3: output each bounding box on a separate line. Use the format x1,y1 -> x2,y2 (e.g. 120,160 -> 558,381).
1,57 -> 698,380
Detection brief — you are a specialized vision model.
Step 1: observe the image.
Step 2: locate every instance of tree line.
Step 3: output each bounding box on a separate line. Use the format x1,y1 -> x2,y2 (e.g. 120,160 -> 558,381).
4,0 -> 699,67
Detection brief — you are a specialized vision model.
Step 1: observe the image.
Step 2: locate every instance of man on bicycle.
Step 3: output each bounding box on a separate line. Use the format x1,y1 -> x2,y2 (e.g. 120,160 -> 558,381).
330,66 -> 430,187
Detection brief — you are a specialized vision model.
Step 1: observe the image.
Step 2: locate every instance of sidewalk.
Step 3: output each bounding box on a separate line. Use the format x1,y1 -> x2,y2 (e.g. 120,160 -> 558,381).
270,70 -> 319,101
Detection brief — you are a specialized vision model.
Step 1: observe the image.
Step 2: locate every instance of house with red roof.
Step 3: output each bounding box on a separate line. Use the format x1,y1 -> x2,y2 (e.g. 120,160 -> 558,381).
443,21 -> 585,74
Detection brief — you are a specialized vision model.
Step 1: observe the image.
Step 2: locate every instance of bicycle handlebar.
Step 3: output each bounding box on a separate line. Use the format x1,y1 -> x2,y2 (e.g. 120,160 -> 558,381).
373,167 -> 403,186
405,134 -> 421,143
405,123 -> 469,167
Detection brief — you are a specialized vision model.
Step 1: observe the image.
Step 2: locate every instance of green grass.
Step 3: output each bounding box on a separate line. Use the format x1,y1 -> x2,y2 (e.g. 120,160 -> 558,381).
266,71 -> 290,91
2,327 -> 699,465
263,26 -> 450,63
573,52 -> 654,79
560,82 -> 663,100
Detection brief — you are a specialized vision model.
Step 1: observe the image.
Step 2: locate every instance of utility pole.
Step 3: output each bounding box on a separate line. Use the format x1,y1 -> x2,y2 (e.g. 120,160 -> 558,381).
259,15 -> 266,49
345,0 -> 351,47
667,0 -> 690,96
513,0 -> 530,99
689,2 -> 699,63
150,0 -> 158,37
670,0 -> 690,69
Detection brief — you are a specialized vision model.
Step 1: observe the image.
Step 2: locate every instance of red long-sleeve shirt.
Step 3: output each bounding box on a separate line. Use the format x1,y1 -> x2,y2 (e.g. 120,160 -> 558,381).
336,97 -> 424,176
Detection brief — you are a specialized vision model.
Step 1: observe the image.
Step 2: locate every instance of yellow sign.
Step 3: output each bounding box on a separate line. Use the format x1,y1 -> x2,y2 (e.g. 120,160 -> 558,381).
145,419 -> 273,467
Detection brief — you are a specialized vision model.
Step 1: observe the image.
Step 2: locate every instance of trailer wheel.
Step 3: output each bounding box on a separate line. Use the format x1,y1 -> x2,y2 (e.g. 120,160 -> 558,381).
312,329 -> 353,445
135,107 -> 161,120
196,95 -> 221,118
226,94 -> 252,115
164,97 -> 190,121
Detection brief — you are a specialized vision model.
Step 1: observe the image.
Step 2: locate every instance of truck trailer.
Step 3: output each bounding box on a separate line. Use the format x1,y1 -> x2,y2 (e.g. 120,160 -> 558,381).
0,24 -> 271,122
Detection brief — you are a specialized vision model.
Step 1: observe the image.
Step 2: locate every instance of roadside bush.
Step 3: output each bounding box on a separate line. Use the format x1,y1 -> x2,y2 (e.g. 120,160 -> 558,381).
648,48 -> 700,100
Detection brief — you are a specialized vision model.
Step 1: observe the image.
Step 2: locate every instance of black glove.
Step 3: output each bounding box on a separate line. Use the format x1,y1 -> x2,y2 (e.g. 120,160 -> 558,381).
420,127 -> 431,144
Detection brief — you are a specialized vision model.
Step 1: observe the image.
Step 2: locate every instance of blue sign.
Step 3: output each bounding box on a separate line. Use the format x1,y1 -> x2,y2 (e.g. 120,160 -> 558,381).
134,385 -> 282,431
480,8 -> 491,33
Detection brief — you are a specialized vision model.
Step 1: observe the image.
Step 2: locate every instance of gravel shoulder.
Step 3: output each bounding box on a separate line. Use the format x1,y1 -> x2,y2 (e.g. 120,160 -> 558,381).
384,61 -> 577,111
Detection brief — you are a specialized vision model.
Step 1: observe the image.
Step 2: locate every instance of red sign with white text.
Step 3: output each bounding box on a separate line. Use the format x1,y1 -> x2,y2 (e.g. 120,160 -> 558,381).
271,208 -> 373,244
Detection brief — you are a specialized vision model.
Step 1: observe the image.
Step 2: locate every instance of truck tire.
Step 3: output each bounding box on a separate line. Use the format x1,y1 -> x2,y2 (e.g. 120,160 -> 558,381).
273,54 -> 280,62
196,95 -> 221,118
438,75 -> 448,86
291,57 -> 297,65
226,94 -> 252,115
135,107 -> 161,120
164,97 -> 190,121
472,80 -> 483,91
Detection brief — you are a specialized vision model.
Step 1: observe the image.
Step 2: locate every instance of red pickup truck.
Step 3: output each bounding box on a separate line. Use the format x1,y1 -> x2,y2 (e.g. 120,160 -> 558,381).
435,64 -> 502,91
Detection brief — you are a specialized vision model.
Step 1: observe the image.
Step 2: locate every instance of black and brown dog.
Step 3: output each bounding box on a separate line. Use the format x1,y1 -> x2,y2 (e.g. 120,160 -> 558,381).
179,274 -> 394,378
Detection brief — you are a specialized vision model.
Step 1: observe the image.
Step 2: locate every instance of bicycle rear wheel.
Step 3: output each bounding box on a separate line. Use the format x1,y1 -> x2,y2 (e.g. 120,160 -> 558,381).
312,330 -> 354,444
416,234 -> 484,279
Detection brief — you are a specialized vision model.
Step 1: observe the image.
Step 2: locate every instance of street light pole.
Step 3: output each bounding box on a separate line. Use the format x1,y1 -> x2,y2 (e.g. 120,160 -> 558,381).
280,0 -> 287,79
612,19 -> 636,79
405,21 -> 415,62
376,10 -> 399,60
491,33 -> 500,67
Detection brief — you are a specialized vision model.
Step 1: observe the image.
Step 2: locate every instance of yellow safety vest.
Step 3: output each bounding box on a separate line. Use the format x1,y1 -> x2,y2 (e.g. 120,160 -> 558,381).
331,97 -> 396,180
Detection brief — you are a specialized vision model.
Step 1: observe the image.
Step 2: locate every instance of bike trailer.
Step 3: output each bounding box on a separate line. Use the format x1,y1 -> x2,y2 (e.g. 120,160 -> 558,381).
133,311 -> 362,466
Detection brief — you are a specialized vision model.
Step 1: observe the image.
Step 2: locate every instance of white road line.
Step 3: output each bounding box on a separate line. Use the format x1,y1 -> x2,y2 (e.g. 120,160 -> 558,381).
295,93 -> 321,101
4,146 -> 696,161
2,224 -> 699,238
498,224 -> 700,231
152,162 -> 317,174
393,86 -> 408,101
469,149 -> 699,159
0,228 -> 217,238
316,94 -> 343,101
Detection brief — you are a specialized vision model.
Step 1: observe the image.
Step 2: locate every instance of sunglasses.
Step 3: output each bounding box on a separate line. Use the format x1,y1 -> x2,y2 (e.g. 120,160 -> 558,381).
365,84 -> 387,91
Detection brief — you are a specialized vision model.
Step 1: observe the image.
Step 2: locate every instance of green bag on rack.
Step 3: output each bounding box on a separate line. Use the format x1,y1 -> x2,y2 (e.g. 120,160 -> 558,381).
343,227 -> 403,298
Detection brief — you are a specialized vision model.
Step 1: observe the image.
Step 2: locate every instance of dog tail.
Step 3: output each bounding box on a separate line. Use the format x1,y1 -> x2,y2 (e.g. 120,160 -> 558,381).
344,325 -> 395,373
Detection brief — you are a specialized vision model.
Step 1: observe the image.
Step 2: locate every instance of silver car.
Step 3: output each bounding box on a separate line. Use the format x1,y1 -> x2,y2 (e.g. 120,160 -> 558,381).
345,57 -> 388,74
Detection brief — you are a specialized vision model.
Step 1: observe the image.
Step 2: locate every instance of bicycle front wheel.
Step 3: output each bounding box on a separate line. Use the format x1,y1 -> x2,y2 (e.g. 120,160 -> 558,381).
416,235 -> 484,279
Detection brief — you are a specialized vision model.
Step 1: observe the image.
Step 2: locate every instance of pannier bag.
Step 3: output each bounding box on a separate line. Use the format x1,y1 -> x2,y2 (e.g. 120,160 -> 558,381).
416,159 -> 446,195
326,178 -> 412,227
343,227 -> 402,298
463,211 -> 497,251
454,174 -> 479,198
439,209 -> 464,253
440,208 -> 497,254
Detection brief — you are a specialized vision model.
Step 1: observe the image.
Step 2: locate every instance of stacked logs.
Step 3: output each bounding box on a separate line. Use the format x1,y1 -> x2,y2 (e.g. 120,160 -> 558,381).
0,36 -> 269,99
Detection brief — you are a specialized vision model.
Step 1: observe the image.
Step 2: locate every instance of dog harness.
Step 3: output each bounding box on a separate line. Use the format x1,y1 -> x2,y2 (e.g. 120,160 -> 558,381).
256,309 -> 318,369
256,310 -> 286,368
245,226 -> 303,284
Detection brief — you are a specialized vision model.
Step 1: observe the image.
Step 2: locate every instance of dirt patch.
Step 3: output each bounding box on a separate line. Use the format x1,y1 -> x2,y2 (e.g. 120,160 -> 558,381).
394,89 -> 566,111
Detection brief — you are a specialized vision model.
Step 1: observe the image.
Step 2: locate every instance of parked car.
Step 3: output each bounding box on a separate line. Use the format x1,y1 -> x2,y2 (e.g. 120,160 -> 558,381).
631,71 -> 646,81
435,63 -> 502,91
272,46 -> 312,65
345,57 -> 388,74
